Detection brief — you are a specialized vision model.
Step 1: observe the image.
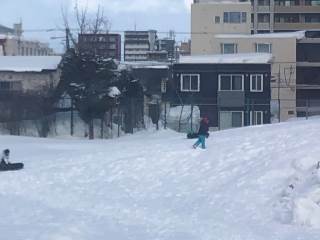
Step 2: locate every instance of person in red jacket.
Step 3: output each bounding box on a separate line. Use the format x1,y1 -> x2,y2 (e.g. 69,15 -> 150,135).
193,117 -> 209,149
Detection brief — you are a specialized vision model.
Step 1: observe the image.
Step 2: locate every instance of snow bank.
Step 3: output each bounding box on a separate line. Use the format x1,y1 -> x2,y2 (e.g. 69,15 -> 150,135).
166,105 -> 200,132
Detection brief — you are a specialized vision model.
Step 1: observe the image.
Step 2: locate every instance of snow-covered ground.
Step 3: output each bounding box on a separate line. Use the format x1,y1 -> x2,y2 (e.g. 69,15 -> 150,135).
1,119 -> 320,240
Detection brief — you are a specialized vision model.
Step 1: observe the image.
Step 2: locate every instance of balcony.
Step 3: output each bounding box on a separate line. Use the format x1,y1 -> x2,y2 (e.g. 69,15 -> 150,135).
274,22 -> 320,30
257,22 -> 271,29
275,5 -> 320,13
257,6 -> 271,12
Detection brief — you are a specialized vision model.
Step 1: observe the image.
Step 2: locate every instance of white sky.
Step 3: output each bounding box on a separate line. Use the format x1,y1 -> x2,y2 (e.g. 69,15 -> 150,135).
0,0 -> 192,53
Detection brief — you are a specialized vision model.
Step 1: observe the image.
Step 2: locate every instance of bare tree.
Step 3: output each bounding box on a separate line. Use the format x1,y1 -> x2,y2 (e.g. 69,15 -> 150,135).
61,0 -> 111,51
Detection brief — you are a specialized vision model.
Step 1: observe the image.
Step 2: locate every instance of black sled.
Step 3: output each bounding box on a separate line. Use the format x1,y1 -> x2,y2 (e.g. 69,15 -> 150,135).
0,162 -> 24,172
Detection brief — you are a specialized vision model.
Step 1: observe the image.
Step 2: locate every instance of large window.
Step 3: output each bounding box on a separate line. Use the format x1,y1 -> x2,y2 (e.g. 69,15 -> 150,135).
255,43 -> 272,53
180,74 -> 200,92
220,111 -> 244,130
223,12 -> 247,23
250,74 -> 264,92
219,74 -> 244,91
221,43 -> 238,54
250,111 -> 264,125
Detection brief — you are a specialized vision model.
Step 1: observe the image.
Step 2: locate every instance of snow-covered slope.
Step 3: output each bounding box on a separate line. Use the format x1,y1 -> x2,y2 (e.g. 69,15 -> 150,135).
1,119 -> 320,240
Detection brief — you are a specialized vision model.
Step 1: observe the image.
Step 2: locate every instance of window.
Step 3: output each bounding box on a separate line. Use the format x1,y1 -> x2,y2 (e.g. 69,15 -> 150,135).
220,111 -> 244,130
250,111 -> 264,125
0,81 -> 22,91
250,74 -> 264,92
224,12 -> 247,23
180,74 -> 200,92
219,74 -> 244,91
215,16 -> 221,23
255,43 -> 272,53
221,43 -> 237,54
258,14 -> 270,23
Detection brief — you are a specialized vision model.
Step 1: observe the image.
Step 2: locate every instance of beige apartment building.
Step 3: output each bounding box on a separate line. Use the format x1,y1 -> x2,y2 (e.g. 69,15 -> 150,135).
191,1 -> 252,55
251,0 -> 320,33
194,0 -> 320,33
191,1 -> 310,121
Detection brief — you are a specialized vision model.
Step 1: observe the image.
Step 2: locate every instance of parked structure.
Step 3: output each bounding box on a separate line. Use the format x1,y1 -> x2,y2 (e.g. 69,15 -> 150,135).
169,54 -> 272,130
78,33 -> 121,61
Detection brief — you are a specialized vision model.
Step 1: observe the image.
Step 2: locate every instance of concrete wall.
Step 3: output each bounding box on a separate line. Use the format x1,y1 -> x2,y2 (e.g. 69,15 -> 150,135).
191,2 -> 251,55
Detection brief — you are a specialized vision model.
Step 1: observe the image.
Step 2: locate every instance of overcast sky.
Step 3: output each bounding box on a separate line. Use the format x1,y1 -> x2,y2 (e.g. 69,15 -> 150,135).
0,0 -> 193,52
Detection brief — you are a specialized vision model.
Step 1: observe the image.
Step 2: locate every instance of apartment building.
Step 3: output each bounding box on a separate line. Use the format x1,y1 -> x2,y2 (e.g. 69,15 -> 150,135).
251,0 -> 320,33
124,30 -> 157,61
191,1 -> 252,54
296,30 -> 320,116
78,33 -> 121,61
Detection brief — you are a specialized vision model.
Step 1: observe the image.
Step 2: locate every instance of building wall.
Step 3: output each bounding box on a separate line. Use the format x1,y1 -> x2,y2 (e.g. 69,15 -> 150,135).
0,70 -> 60,94
210,36 -> 297,121
78,34 -> 121,61
1,38 -> 53,56
191,2 -> 251,55
171,63 -> 271,128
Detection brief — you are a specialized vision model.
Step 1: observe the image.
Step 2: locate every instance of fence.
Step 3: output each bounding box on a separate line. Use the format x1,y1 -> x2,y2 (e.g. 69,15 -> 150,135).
0,96 -> 145,139
0,96 -> 320,138
159,98 -> 320,133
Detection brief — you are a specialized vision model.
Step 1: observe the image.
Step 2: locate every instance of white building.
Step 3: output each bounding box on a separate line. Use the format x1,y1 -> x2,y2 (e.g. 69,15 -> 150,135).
124,30 -> 157,61
0,23 -> 54,56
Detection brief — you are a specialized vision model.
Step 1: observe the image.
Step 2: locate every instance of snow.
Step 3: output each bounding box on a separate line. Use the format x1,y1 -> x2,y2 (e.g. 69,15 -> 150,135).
108,86 -> 121,98
1,119 -> 320,239
179,53 -> 273,64
215,31 -> 306,40
0,56 -> 61,72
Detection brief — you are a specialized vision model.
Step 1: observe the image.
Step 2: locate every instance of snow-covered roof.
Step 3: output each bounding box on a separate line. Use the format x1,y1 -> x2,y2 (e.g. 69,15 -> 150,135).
215,31 -> 306,40
196,0 -> 250,4
0,56 -> 62,72
179,53 -> 273,64
120,61 -> 170,70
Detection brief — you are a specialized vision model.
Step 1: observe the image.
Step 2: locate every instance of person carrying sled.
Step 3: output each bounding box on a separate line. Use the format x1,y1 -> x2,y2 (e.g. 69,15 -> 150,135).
193,117 -> 209,149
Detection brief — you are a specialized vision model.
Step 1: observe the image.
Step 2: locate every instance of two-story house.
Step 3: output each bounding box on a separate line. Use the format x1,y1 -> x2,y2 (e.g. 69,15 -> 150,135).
169,53 -> 272,130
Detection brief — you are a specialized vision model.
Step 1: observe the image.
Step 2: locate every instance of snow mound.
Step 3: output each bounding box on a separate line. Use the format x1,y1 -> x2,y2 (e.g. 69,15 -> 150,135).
1,118 -> 320,239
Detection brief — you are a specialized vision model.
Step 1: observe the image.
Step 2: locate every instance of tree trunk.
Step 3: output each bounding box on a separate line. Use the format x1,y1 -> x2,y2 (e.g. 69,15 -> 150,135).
89,119 -> 94,139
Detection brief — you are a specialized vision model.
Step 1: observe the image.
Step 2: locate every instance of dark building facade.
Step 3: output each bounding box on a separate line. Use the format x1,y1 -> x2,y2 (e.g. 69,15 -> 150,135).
156,38 -> 175,61
78,33 -> 121,61
170,61 -> 271,130
296,30 -> 320,116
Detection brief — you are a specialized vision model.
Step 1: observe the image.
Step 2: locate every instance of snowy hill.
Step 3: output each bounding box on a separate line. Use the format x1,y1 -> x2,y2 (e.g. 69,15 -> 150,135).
1,119 -> 320,240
